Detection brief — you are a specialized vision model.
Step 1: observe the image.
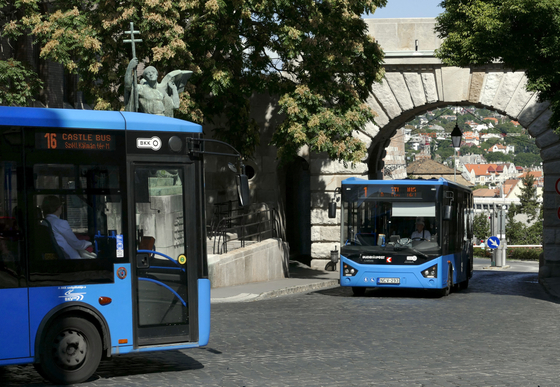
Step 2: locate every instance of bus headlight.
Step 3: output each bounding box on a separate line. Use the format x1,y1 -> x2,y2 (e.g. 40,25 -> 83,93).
343,263 -> 358,277
422,264 -> 437,278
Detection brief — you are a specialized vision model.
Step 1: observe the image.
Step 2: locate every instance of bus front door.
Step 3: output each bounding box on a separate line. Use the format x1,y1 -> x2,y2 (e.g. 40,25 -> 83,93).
132,165 -> 190,345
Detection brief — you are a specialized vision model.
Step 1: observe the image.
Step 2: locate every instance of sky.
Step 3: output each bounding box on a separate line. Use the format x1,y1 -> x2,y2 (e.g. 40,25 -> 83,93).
365,0 -> 443,19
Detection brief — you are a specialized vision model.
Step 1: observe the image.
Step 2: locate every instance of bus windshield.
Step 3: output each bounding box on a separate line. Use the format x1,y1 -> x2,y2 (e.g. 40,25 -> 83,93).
342,195 -> 441,259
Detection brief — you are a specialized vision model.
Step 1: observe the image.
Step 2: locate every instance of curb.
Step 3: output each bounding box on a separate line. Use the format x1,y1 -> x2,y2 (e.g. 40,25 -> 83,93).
211,279 -> 339,304
253,279 -> 339,301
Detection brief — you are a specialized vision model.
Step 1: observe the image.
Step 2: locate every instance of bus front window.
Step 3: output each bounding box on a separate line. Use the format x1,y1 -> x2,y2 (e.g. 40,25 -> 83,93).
343,199 -> 440,256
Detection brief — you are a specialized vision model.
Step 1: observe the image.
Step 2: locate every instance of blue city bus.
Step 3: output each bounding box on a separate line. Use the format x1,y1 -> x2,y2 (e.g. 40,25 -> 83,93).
0,106 -> 246,384
337,177 -> 474,297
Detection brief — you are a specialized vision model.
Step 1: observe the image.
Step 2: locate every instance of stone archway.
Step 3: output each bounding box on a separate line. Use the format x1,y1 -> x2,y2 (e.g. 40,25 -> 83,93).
308,18 -> 560,281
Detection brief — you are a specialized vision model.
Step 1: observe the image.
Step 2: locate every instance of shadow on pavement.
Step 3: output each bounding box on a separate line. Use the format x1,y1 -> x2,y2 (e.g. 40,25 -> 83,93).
93,350 -> 204,379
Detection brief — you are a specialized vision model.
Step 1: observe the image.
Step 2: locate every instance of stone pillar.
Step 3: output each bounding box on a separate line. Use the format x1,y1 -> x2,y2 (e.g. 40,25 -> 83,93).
308,155 -> 368,270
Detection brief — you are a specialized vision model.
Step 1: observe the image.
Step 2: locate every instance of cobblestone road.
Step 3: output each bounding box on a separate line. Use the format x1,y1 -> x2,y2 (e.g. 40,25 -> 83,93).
2,261 -> 559,386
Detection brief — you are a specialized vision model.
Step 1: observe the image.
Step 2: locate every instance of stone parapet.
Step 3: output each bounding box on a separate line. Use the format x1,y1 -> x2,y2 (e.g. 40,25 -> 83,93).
208,238 -> 289,288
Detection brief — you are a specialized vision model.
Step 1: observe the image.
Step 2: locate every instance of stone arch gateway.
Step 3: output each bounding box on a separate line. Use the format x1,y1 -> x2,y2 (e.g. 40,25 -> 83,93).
308,18 -> 560,281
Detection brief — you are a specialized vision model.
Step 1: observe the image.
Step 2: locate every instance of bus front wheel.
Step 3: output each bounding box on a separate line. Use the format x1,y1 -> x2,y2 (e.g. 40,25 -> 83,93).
35,316 -> 102,385
438,266 -> 453,297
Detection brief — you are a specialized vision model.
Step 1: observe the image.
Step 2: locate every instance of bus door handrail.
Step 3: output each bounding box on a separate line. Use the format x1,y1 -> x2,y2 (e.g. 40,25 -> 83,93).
137,277 -> 187,307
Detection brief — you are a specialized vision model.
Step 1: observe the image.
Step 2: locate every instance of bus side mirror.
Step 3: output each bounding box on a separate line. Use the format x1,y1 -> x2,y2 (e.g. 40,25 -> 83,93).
237,174 -> 251,207
443,205 -> 453,220
328,201 -> 337,218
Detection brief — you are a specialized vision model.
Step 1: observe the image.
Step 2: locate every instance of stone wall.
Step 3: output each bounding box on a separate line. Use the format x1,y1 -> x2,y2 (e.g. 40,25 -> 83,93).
208,238 -> 289,288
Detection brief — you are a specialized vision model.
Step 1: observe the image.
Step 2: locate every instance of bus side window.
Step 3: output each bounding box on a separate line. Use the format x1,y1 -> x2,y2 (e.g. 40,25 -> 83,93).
0,161 -> 23,288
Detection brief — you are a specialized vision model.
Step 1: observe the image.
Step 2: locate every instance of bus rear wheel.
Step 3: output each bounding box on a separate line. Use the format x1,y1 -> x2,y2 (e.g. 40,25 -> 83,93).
35,316 -> 102,385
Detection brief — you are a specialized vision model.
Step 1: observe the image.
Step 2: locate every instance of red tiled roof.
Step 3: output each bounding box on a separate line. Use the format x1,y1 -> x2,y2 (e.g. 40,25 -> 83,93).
521,171 -> 543,178
464,164 -> 499,176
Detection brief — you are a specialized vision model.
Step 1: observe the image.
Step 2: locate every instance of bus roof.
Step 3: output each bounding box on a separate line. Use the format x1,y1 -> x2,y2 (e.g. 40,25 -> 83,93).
0,106 -> 202,133
341,177 -> 471,190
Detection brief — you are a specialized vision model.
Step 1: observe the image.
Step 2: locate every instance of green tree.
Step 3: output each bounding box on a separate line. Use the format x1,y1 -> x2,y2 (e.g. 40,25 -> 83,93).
473,212 -> 490,242
434,140 -> 454,160
514,152 -> 542,168
435,0 -> 560,136
485,152 -> 513,163
1,0 -> 387,161
480,138 -> 500,150
504,173 -> 543,245
517,174 -> 540,221
506,203 -> 543,245
0,59 -> 43,106
495,121 -> 522,134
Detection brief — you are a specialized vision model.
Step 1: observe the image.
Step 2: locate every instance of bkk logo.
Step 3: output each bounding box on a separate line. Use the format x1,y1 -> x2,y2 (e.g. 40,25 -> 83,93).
136,136 -> 162,151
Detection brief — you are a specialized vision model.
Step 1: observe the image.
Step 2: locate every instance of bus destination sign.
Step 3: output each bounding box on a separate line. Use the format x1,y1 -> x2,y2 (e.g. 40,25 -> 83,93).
36,132 -> 116,151
361,185 -> 422,199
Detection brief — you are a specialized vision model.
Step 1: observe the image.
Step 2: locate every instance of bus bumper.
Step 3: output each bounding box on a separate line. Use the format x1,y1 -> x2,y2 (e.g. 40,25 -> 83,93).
339,257 -> 446,289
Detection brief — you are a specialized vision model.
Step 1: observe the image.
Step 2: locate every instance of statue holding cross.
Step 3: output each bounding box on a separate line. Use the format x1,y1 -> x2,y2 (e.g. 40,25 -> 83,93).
123,22 -> 192,117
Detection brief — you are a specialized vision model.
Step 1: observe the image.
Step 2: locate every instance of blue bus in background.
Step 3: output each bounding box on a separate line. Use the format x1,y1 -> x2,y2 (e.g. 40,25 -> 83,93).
0,107 -> 246,384
337,178 -> 474,297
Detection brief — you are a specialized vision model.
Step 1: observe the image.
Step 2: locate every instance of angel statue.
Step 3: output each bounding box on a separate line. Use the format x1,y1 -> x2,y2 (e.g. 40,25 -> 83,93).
124,57 -> 192,117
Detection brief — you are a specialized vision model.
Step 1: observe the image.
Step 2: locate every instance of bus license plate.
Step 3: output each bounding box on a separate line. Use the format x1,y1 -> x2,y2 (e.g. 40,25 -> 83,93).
378,277 -> 400,284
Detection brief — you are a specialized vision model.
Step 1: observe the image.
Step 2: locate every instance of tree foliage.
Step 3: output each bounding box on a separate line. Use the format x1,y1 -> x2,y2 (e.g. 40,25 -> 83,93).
1,0 -> 387,161
435,0 -> 560,134
505,174 -> 543,244
485,152 -> 513,163
506,203 -> 543,245
0,59 -> 43,106
517,173 -> 540,221
473,212 -> 490,241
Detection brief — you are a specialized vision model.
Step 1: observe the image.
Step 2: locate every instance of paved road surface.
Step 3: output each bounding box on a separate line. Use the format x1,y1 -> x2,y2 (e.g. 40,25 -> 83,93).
3,259 -> 558,386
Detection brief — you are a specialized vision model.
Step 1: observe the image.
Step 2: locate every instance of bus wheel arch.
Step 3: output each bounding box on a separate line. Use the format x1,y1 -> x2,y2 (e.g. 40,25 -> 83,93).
35,305 -> 111,365
34,315 -> 103,384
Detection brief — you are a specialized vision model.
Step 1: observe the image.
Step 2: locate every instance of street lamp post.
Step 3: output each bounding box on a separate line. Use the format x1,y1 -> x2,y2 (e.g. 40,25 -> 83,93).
451,123 -> 462,182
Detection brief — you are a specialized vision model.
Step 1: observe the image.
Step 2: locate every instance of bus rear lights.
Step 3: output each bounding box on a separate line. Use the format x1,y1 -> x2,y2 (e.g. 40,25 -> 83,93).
421,264 -> 437,278
343,264 -> 358,277
98,297 -> 112,305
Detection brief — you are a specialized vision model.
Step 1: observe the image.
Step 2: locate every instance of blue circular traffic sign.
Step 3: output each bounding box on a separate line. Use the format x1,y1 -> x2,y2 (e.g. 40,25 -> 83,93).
487,236 -> 500,249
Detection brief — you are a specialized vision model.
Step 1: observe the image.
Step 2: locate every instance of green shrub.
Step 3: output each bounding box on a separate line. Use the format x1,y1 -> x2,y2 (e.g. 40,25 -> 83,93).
473,247 -> 492,258
508,248 -> 542,261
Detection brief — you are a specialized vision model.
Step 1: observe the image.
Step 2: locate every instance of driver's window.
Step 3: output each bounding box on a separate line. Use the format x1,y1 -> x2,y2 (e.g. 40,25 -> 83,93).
31,164 -> 123,261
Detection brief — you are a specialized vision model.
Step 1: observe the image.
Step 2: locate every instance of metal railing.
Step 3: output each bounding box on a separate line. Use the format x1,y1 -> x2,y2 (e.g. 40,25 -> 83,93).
208,203 -> 279,254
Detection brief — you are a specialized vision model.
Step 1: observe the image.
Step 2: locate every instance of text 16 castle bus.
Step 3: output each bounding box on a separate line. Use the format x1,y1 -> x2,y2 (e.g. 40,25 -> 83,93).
0,106 -> 249,384
332,177 -> 474,297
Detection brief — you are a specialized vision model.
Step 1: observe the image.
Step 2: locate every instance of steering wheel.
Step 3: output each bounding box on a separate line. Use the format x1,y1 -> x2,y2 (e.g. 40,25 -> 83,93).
411,237 -> 427,241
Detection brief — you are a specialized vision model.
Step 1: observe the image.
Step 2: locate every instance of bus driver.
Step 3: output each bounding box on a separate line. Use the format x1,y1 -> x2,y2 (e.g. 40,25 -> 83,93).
411,217 -> 431,241
41,196 -> 94,259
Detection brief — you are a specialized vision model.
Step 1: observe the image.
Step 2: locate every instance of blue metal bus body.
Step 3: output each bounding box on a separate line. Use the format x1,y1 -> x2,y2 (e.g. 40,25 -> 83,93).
0,106 -> 212,383
0,267 -> 211,365
338,177 -> 474,296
